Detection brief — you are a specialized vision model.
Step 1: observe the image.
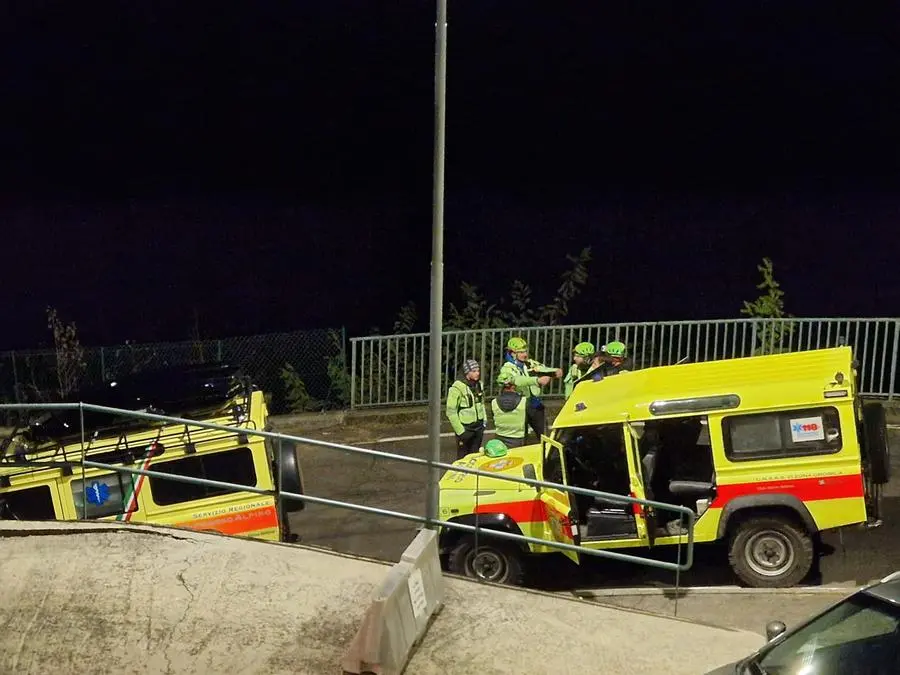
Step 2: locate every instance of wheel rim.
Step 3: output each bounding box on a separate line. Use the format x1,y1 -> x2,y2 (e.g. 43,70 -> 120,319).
468,547 -> 508,582
745,529 -> 795,578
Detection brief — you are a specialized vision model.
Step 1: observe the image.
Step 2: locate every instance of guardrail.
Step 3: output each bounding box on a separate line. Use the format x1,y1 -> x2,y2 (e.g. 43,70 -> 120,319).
0,402 -> 695,576
349,317 -> 900,408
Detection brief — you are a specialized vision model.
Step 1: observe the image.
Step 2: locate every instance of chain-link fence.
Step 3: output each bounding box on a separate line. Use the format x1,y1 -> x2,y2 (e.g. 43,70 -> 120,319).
0,328 -> 348,417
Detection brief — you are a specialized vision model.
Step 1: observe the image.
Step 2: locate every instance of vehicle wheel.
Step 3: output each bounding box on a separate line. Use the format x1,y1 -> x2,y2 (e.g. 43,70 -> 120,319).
447,536 -> 525,586
862,402 -> 891,485
728,516 -> 814,588
275,441 -> 306,513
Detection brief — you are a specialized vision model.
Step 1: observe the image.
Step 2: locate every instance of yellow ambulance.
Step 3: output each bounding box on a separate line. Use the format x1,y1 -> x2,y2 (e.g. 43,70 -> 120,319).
0,365 -> 305,542
438,346 -> 888,588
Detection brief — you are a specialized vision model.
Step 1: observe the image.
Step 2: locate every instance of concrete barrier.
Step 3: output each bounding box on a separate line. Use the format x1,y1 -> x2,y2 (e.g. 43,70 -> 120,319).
342,529 -> 444,675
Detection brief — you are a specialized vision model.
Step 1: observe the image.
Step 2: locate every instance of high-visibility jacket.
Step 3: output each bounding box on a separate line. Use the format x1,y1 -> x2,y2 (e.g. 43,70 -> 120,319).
491,390 -> 527,440
497,355 -> 557,401
445,379 -> 486,436
564,363 -> 592,398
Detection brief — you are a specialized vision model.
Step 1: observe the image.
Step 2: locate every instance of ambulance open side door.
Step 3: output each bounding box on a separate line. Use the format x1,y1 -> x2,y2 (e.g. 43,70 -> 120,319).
539,435 -> 581,565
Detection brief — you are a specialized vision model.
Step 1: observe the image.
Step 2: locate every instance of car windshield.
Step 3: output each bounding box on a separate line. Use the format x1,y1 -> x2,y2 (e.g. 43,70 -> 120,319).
747,592 -> 900,675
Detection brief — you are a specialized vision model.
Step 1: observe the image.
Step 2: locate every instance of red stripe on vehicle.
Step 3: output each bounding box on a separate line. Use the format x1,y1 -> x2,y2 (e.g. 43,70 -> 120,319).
629,491 -> 641,515
711,473 -> 864,506
176,505 -> 279,536
474,499 -> 548,523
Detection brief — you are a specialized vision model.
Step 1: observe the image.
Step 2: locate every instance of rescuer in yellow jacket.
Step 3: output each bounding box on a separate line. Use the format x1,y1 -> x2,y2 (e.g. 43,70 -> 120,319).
575,340 -> 631,387
491,380 -> 528,448
563,341 -> 597,399
496,337 -> 562,441
445,359 -> 487,459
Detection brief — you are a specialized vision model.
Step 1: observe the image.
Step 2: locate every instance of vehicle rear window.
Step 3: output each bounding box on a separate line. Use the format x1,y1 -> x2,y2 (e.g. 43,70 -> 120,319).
148,448 -> 257,506
72,473 -> 138,519
722,406 -> 842,461
1,484 -> 56,520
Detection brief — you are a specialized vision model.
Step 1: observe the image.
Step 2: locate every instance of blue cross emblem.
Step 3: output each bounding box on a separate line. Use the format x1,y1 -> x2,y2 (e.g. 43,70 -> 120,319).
85,481 -> 111,506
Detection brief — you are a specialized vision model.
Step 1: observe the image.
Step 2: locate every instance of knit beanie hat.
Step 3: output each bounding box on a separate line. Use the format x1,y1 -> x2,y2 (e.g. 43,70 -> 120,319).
463,359 -> 480,374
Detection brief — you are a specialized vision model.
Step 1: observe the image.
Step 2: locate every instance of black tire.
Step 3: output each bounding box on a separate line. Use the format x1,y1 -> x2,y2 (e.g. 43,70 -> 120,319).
275,440 -> 306,513
862,402 -> 891,485
727,515 -> 814,588
447,535 -> 525,586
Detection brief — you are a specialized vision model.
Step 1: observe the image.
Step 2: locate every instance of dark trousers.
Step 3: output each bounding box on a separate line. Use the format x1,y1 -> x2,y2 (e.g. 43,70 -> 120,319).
496,435 -> 526,448
525,404 -> 545,442
456,426 -> 484,460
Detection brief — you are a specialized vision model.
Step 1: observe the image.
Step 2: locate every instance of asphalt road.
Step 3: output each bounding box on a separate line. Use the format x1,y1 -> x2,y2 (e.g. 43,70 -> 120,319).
289,429 -> 900,591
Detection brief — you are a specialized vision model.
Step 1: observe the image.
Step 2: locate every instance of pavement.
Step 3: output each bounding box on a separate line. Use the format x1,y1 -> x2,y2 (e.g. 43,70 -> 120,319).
0,520 -> 765,675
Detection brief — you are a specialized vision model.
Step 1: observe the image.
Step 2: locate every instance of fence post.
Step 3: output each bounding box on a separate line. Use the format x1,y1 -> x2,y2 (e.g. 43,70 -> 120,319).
100,347 -> 106,382
351,338 -> 358,410
750,320 -> 758,355
889,321 -> 900,401
10,352 -> 20,403
217,340 -> 223,362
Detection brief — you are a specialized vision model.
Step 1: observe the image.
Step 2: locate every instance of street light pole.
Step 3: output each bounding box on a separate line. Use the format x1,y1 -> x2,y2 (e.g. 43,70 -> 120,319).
425,0 -> 448,529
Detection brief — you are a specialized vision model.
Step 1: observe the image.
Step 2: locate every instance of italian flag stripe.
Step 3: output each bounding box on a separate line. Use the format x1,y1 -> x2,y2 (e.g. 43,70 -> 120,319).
116,454 -> 154,522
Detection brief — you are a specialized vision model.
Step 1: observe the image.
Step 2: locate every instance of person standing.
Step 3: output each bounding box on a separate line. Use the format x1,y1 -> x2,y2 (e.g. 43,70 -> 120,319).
564,341 -> 596,399
496,337 -> 562,441
445,359 -> 487,459
577,340 -> 631,385
491,380 -> 528,448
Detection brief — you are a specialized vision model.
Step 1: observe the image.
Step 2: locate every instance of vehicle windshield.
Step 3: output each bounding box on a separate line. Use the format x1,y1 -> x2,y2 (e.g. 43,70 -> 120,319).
746,592 -> 900,675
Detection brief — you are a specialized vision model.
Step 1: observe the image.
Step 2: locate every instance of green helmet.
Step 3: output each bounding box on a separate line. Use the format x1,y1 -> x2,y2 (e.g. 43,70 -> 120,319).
483,439 -> 509,458
497,373 -> 517,387
506,337 -> 528,352
603,341 -> 627,357
573,341 -> 595,357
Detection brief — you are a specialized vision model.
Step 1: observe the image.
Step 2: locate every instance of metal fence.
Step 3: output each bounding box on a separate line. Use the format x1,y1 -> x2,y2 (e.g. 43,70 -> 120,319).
0,328 -> 347,415
0,402 -> 696,579
350,318 -> 900,408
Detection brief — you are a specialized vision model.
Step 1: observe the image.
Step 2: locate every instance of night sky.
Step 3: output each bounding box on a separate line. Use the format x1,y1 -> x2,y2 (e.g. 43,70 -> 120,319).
2,1 -> 899,350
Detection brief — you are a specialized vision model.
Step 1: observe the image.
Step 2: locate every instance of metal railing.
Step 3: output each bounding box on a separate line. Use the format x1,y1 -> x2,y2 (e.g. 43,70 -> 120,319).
350,317 -> 900,408
0,402 -> 695,576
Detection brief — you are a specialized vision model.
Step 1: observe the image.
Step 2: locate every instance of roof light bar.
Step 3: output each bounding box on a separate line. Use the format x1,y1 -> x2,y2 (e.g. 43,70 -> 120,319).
649,394 -> 741,416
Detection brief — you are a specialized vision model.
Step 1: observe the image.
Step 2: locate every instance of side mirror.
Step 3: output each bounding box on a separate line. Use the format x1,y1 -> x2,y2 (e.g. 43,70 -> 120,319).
765,621 -> 787,642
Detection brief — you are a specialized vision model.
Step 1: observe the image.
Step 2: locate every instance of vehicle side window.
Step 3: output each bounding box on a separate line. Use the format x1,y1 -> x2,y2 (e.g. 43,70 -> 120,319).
758,594 -> 900,672
149,448 -> 257,506
544,445 -> 564,485
557,424 -> 628,493
72,473 -> 138,519
722,406 -> 842,461
0,485 -> 57,520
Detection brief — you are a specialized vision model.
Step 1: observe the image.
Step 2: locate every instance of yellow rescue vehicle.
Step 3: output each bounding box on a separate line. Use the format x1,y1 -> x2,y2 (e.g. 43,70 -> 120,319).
0,365 -> 305,542
438,346 -> 889,588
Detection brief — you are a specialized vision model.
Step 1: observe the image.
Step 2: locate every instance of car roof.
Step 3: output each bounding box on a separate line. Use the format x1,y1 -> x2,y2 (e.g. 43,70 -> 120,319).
864,571 -> 900,605
12,363 -> 247,443
553,346 -> 854,428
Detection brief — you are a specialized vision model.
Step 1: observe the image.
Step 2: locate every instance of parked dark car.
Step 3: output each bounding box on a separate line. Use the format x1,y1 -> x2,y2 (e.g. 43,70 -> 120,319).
708,571 -> 900,674
18,363 -> 250,445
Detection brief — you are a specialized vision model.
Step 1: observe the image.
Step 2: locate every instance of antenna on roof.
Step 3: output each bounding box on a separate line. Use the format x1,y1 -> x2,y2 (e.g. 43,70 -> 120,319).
675,356 -> 690,365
